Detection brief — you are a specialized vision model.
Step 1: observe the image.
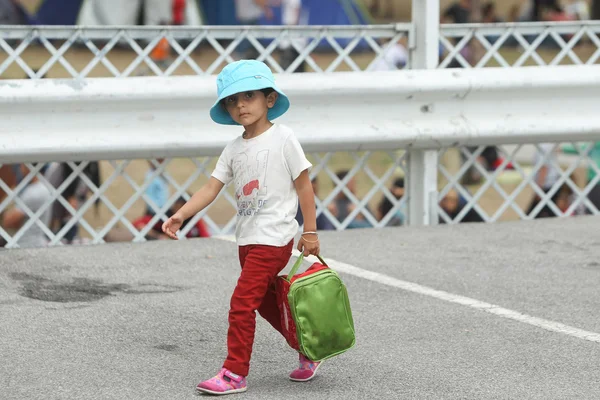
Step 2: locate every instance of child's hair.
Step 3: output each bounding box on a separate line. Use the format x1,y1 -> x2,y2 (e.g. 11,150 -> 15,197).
260,88 -> 275,97
220,88 -> 275,108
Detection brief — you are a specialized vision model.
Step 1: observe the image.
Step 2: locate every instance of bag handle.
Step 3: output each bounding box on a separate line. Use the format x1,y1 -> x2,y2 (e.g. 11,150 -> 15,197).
287,253 -> 328,281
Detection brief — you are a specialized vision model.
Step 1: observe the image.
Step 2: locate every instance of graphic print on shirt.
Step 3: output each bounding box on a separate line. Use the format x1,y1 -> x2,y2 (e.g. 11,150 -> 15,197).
233,149 -> 269,217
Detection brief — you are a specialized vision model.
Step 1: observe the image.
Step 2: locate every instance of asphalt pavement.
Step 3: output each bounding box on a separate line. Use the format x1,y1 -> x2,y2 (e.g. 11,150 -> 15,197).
1,216 -> 599,399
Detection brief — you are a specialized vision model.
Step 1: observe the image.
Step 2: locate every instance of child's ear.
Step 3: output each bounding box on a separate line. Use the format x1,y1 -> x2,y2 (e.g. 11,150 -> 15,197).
267,91 -> 279,109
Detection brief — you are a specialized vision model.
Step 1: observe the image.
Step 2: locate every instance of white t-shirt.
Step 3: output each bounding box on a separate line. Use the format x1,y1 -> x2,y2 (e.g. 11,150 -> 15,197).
16,181 -> 52,248
212,124 -> 312,246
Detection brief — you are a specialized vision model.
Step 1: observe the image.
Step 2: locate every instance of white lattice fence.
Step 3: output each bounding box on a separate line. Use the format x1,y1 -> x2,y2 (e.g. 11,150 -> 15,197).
0,151 -> 408,248
437,143 -> 600,224
0,25 -> 411,79
440,21 -> 600,69
2,143 -> 597,248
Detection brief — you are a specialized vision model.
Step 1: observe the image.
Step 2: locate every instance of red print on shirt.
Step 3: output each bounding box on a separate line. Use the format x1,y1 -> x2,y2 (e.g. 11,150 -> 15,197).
242,179 -> 260,196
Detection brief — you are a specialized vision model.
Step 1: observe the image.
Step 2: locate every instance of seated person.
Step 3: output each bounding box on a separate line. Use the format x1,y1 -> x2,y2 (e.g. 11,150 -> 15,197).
438,190 -> 484,224
330,170 -> 373,229
1,163 -> 53,248
133,196 -> 210,240
295,175 -> 335,231
377,177 -> 406,227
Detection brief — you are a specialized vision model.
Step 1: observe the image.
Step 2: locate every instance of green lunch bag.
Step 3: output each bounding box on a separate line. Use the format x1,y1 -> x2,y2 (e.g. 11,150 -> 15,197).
276,254 -> 356,362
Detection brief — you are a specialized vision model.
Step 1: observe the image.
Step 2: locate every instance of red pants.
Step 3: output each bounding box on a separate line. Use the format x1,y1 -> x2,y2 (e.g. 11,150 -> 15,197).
222,240 -> 293,376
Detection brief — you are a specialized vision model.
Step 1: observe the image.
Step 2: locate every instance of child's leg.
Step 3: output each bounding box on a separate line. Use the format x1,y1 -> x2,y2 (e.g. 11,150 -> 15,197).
255,241 -> 293,335
224,241 -> 293,377
256,279 -> 285,335
239,240 -> 293,335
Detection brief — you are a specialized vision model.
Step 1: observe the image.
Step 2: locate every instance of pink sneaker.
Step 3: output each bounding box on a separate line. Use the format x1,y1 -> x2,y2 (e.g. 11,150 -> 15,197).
196,368 -> 247,395
289,354 -> 322,382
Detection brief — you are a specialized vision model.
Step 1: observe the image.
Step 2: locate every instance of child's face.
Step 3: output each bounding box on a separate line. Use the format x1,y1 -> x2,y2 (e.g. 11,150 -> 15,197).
222,90 -> 278,126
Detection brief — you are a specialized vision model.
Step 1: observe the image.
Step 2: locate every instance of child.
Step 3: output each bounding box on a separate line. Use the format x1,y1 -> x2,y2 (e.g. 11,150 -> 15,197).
162,60 -> 322,395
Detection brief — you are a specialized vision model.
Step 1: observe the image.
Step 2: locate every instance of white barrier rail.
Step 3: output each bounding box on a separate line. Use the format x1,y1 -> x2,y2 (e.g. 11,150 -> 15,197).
2,65 -> 600,164
0,64 -> 599,249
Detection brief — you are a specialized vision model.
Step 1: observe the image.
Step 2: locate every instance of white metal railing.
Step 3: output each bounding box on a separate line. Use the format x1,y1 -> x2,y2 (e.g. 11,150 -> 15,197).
3,21 -> 599,80
440,21 -> 600,68
437,142 -> 600,224
3,66 -> 600,161
0,24 -> 412,78
2,21 -> 600,248
1,65 -> 599,248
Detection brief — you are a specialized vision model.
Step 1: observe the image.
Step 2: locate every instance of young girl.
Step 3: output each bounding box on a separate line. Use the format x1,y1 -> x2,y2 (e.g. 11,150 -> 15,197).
162,59 -> 322,395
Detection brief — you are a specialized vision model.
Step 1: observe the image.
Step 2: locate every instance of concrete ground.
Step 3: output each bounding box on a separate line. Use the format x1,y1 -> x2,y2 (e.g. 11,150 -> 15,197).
1,216 -> 600,399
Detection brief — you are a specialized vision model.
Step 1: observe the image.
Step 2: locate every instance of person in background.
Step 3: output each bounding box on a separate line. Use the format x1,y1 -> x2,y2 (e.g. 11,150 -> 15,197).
368,0 -> 394,19
329,170 -> 373,229
534,0 -> 570,22
0,0 -> 30,25
377,177 -> 405,227
44,161 -> 101,243
295,175 -> 335,230
565,0 -> 590,20
371,36 -> 408,71
562,142 -> 600,214
1,163 -> 53,248
481,2 -> 501,23
441,0 -> 474,68
442,0 -> 472,24
438,189 -> 484,224
172,0 -> 186,25
145,158 -> 169,216
133,196 -> 211,240
235,0 -> 273,59
0,165 -> 17,248
555,181 -> 575,216
526,143 -> 563,218
279,0 -> 309,73
0,165 -> 16,205
461,145 -> 508,185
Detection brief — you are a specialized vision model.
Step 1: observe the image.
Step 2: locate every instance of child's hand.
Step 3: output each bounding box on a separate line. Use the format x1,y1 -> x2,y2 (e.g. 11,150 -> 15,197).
162,213 -> 184,240
297,233 -> 320,257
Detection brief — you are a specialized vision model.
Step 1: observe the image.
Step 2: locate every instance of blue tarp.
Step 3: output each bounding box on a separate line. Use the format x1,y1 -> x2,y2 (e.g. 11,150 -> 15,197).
34,0 -> 369,27
199,0 -> 371,50
32,0 -> 370,50
34,0 -> 84,25
199,0 -> 370,26
199,0 -> 237,26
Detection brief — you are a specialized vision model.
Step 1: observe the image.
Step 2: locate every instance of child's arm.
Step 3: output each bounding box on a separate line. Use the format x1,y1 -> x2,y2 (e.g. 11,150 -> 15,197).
294,169 -> 320,256
162,177 -> 224,239
177,177 -> 224,220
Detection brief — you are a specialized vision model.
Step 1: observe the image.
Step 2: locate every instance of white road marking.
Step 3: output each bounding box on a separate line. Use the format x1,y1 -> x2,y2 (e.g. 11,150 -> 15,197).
216,235 -> 600,344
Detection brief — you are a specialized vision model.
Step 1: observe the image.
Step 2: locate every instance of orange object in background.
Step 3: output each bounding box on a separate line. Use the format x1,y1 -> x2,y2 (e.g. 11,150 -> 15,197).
151,37 -> 171,62
151,0 -> 186,62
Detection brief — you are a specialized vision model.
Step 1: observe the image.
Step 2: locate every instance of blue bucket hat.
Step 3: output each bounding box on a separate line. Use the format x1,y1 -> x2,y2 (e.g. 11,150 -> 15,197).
210,60 -> 290,125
